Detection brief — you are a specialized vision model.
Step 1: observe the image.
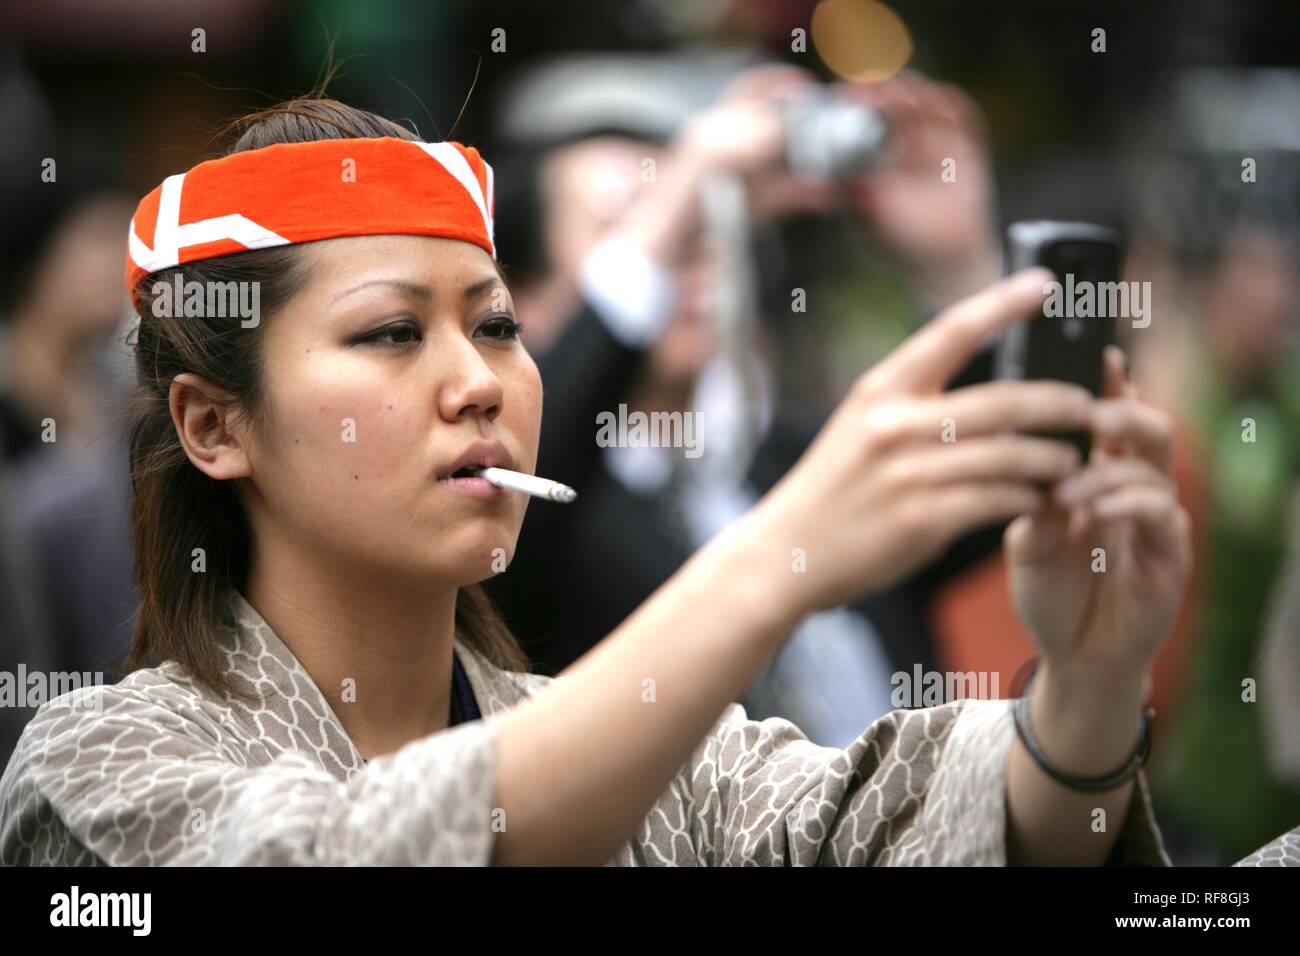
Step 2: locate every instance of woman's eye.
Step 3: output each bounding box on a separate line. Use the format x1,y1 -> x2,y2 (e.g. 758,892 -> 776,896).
361,320 -> 422,348
478,315 -> 523,341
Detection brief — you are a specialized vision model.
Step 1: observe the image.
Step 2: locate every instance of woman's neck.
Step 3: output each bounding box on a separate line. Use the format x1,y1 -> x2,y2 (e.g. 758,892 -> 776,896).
242,537 -> 459,762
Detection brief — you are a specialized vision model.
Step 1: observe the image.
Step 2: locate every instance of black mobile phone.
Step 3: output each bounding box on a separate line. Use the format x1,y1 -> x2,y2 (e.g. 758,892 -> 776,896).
993,220 -> 1124,461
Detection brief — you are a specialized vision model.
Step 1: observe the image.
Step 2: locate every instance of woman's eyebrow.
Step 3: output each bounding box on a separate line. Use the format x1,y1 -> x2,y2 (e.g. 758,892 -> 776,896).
463,276 -> 506,302
333,278 -> 433,303
333,276 -> 504,304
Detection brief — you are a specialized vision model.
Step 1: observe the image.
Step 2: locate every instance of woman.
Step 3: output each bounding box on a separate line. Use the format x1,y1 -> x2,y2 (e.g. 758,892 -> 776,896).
0,98 -> 1188,866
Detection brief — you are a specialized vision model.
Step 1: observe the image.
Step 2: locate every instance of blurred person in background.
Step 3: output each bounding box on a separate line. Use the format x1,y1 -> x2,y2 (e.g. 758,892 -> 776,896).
0,55 -> 137,765
0,187 -> 138,748
0,47 -> 132,467
1146,225 -> 1300,863
486,57 -> 1008,746
0,192 -> 133,462
1112,69 -> 1300,864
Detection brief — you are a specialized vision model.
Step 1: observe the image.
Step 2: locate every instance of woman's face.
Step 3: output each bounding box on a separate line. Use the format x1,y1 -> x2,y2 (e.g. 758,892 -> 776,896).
242,234 -> 542,586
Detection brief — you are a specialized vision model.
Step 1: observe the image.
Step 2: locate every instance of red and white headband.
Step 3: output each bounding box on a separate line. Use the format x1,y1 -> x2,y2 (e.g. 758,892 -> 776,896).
125,137 -> 495,303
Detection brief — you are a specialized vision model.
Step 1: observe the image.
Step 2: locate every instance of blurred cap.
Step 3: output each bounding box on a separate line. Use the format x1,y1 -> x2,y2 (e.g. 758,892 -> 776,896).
494,50 -> 764,147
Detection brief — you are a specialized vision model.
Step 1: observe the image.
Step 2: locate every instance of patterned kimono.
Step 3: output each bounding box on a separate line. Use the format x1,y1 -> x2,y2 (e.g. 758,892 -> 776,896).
0,590 -> 1169,866
1237,830 -> 1300,866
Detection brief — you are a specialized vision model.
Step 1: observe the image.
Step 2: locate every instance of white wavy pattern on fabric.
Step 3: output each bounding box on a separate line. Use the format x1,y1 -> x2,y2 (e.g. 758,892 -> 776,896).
0,590 -> 1169,866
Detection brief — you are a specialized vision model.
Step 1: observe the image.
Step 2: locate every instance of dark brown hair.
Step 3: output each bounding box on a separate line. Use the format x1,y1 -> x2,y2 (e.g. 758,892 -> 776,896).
125,96 -> 529,699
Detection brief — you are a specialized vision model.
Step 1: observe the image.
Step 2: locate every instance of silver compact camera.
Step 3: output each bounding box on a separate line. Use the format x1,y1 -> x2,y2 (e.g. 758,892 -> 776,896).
783,87 -> 889,178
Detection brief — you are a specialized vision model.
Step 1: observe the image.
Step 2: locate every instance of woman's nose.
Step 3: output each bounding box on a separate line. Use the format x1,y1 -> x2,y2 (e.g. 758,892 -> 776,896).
437,336 -> 504,422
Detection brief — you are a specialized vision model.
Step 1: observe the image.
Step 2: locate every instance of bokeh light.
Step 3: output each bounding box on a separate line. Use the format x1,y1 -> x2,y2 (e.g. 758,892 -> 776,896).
811,0 -> 913,83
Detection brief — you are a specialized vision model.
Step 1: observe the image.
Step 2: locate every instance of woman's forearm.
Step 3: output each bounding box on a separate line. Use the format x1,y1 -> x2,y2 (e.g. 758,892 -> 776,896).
1006,662 -> 1149,865
491,517 -> 799,866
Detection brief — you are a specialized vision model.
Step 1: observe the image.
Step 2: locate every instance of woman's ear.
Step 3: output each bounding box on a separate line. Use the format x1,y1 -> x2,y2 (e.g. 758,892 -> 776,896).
168,372 -> 252,481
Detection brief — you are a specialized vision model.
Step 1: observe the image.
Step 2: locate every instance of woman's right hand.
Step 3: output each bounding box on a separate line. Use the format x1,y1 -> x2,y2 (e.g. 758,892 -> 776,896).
742,267 -> 1093,617
496,266 -> 1089,865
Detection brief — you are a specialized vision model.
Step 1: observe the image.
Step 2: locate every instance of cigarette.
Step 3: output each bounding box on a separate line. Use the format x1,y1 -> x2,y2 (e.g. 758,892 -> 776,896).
478,467 -> 577,503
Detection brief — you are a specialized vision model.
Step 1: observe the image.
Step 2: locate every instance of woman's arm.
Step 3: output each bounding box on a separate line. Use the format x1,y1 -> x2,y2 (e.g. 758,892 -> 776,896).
492,269 -> 1109,865
1004,347 -> 1191,864
493,514 -> 798,866
1007,664 -> 1152,865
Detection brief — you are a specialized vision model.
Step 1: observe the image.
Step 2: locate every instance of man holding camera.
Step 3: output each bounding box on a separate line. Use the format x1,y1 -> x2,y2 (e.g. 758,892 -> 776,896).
488,64 -> 1007,745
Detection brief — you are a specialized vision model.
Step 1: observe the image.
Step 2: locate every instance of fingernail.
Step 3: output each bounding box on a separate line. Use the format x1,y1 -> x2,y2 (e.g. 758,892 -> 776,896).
1093,493 -> 1122,517
1108,345 -> 1130,379
1023,266 -> 1054,289
1055,475 -> 1084,503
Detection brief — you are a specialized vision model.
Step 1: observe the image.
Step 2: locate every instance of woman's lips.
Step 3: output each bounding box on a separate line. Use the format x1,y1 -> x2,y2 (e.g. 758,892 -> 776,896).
436,474 -> 509,499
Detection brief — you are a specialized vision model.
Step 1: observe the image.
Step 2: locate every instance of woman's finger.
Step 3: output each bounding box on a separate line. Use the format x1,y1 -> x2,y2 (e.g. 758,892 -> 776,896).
923,481 -> 1048,538
1089,397 -> 1174,473
1109,344 -> 1141,401
1053,456 -> 1172,507
1102,344 -> 1127,400
1092,485 -> 1176,521
1090,486 -> 1191,564
1004,505 -> 1070,564
1095,346 -> 1135,458
888,434 -> 1081,487
854,382 -> 1090,454
931,379 -> 1094,437
862,267 -> 1053,394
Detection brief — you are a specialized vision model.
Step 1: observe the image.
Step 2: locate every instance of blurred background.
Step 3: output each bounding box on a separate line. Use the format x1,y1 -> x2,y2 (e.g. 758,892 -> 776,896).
2,0 -> 1299,865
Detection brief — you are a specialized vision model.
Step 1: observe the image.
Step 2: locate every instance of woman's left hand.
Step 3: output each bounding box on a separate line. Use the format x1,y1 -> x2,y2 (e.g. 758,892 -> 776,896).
1005,345 -> 1192,692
